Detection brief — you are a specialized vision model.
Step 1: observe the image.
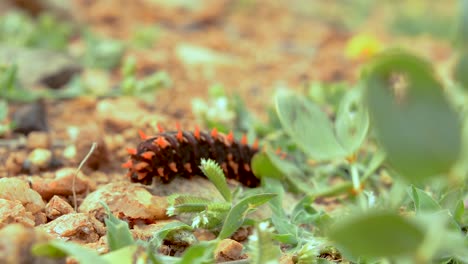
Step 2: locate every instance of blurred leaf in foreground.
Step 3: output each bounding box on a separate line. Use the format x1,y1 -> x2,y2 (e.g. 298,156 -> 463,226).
454,51 -> 468,90
455,0 -> 468,49
364,50 -> 461,183
328,210 -> 425,259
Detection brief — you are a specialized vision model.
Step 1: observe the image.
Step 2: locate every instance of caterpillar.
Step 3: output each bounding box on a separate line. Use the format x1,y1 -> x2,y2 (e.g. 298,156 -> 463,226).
122,125 -> 261,187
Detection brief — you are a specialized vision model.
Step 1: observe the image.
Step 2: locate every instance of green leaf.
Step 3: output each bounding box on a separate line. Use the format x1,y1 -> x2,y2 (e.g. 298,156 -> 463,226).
176,241 -> 217,264
263,178 -> 300,245
101,202 -> 135,251
335,86 -> 369,153
218,193 -> 277,239
263,149 -> 313,194
454,52 -> 468,90
455,0 -> 468,49
248,222 -> 282,264
270,215 -> 299,245
167,194 -> 212,216
410,186 -> 441,212
364,50 -> 461,183
31,242 -> 67,258
150,221 -> 193,248
291,195 -> 316,222
454,200 -> 465,224
199,159 -> 232,202
275,90 -> 346,160
272,233 -> 297,245
0,100 -> 7,121
328,210 -> 425,258
32,240 -> 106,264
361,150 -> 386,181
101,245 -> 141,263
263,177 -> 285,217
252,152 -> 284,180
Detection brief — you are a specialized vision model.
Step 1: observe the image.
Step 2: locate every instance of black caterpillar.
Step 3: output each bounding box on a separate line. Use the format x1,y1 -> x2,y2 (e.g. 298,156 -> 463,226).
122,126 -> 261,187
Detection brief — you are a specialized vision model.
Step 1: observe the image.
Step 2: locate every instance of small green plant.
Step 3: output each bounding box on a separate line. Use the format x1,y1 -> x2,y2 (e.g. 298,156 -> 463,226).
131,25 -> 161,49
168,159 -> 276,234
82,31 -> 125,70
0,12 -> 72,50
191,85 -> 237,133
118,56 -> 172,99
0,63 -> 38,102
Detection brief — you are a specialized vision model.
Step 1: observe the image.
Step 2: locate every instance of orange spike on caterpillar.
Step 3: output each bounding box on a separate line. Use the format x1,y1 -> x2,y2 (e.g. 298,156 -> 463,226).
194,125 -> 201,140
252,138 -> 259,150
138,130 -> 149,140
154,137 -> 170,148
126,148 -> 137,155
176,123 -> 184,142
121,160 -> 133,168
169,162 -> 178,172
157,167 -> 165,177
226,131 -> 234,143
211,127 -> 218,138
134,161 -> 149,171
184,162 -> 192,173
157,124 -> 165,133
240,134 -> 248,145
140,151 -> 155,160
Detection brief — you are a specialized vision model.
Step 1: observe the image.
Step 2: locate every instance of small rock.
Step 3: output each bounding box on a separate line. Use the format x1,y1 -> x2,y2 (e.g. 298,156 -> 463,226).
26,131 -> 51,149
26,148 -> 52,170
84,235 -> 109,255
45,195 -> 75,220
96,98 -> 149,131
30,167 -> 94,200
193,229 -> 216,241
12,100 -> 48,135
35,211 -> 48,226
0,224 -> 60,264
41,213 -> 106,243
5,151 -> 27,175
40,67 -> 82,89
214,239 -> 246,262
0,199 -> 35,228
79,182 -> 169,225
230,226 -> 252,242
0,178 -> 45,214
